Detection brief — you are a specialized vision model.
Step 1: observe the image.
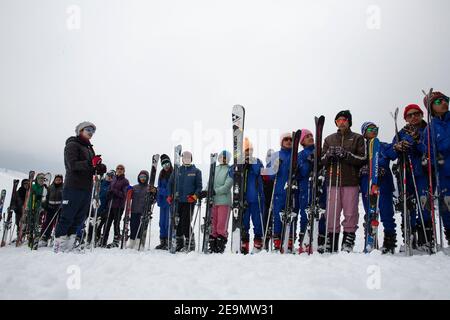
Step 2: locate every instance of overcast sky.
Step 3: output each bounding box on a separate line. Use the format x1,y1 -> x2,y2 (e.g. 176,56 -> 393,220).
1,0 -> 449,182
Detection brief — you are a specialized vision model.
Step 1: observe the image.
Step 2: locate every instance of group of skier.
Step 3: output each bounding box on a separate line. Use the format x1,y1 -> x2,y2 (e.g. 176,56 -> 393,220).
1,90 -> 449,256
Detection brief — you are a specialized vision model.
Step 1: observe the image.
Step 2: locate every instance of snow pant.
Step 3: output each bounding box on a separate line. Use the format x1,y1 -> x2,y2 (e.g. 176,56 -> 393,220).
299,189 -> 310,233
101,207 -> 124,245
243,202 -> 264,240
55,188 -> 91,238
273,195 -> 297,237
40,206 -> 60,240
211,205 -> 230,238
130,211 -> 142,240
159,206 -> 170,238
438,177 -> 450,230
326,186 -> 359,233
176,202 -> 195,239
360,178 -> 396,234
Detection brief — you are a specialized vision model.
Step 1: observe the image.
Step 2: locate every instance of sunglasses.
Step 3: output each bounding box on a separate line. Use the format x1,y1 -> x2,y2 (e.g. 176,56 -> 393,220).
283,137 -> 293,142
433,98 -> 449,106
116,167 -> 124,171
405,111 -> 422,119
84,126 -> 96,134
366,127 -> 378,133
336,119 -> 348,124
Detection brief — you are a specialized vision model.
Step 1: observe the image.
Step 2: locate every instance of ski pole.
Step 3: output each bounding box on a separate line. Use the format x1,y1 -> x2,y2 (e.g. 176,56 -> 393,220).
332,160 -> 340,254
37,206 -> 61,244
324,160 -> 334,253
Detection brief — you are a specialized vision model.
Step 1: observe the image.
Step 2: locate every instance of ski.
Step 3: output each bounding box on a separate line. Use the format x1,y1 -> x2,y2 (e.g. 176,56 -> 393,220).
231,105 -> 246,254
169,146 -> 182,254
280,130 -> 302,254
16,171 -> 35,247
303,116 -> 325,255
365,138 -> 381,253
202,153 -> 218,254
32,173 -> 52,250
137,154 -> 160,251
121,187 -> 134,249
1,180 -> 19,247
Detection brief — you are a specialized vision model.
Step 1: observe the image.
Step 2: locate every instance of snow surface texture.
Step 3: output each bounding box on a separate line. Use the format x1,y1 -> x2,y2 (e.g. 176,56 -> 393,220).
1,169 -> 449,300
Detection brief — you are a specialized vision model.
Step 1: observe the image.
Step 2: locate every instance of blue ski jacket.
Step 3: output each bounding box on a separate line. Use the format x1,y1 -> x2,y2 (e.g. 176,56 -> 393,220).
297,145 -> 315,196
168,164 -> 203,203
98,180 -> 111,213
267,147 -> 292,198
244,158 -> 265,205
157,176 -> 170,209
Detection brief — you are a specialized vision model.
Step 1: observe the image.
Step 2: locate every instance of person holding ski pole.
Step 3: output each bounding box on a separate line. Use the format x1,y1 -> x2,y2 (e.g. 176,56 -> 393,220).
54,121 -> 106,253
155,154 -> 173,250
209,151 -> 233,253
266,133 -> 295,252
360,122 -> 398,254
421,91 -> 450,251
167,151 -> 202,252
322,110 -> 365,253
127,170 -> 150,249
240,139 -> 265,254
39,174 -> 64,247
102,164 -> 129,248
297,129 -> 327,254
392,104 -> 430,252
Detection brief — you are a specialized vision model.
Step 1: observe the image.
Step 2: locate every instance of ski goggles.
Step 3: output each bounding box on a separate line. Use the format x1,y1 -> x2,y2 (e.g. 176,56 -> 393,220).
162,163 -> 171,169
366,127 -> 378,133
138,175 -> 148,180
405,111 -> 422,119
335,119 -> 349,124
433,98 -> 449,106
83,126 -> 96,134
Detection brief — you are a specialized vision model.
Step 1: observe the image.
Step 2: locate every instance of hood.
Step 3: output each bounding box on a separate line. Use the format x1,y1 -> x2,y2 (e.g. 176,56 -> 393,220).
137,170 -> 150,185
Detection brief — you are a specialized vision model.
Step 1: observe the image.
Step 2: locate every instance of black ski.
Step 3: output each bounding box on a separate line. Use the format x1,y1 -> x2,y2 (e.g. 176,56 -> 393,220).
280,130 -> 302,254
202,153 -> 218,253
16,171 -> 35,247
169,145 -> 182,254
138,154 -> 160,251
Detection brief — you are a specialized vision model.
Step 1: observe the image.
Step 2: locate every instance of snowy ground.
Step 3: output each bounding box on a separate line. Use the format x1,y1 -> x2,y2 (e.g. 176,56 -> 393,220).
1,169 -> 449,300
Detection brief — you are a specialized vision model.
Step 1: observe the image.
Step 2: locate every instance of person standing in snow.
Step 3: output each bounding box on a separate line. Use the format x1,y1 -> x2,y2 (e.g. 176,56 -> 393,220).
392,104 -> 430,252
127,170 -> 150,249
322,110 -> 366,253
208,151 -> 233,253
296,129 -> 327,254
39,174 -> 64,247
102,164 -> 129,248
14,179 -> 29,239
421,91 -> 450,251
240,139 -> 265,254
155,154 -> 172,250
54,122 -> 106,253
167,151 -> 202,252
360,122 -> 398,254
266,132 -> 296,252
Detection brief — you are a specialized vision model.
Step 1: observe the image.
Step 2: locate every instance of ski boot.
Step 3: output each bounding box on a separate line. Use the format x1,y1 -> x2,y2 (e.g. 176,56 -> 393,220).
241,241 -> 250,255
53,236 -> 69,253
341,232 -> 356,253
208,236 -> 217,253
216,236 -> 227,254
127,239 -> 136,249
251,237 -> 263,254
325,232 -> 340,253
416,221 -> 435,254
317,234 -> 326,254
38,238 -> 49,248
175,237 -> 184,252
106,238 -> 120,249
381,232 -> 397,254
273,234 -> 281,252
155,238 -> 168,250
180,237 -> 195,253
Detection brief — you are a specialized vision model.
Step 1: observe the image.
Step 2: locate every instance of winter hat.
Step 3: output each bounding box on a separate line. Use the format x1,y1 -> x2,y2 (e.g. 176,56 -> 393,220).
160,154 -> 171,167
244,138 -> 253,151
423,92 -> 449,116
137,170 -> 149,184
300,129 -> 313,145
335,110 -> 352,127
75,121 -> 96,136
403,104 -> 423,119
280,132 -> 292,146
182,151 -> 193,165
218,150 -> 231,164
106,170 -> 116,178
361,122 -> 377,136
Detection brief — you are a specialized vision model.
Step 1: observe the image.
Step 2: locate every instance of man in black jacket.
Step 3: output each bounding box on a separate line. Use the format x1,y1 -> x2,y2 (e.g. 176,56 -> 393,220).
53,121 -> 106,253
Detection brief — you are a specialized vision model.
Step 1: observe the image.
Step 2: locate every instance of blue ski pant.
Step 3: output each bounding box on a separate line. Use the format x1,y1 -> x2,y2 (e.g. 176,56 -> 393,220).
159,206 -> 170,239
361,189 -> 396,234
273,195 -> 297,238
438,178 -> 450,230
55,188 -> 91,238
243,202 -> 264,240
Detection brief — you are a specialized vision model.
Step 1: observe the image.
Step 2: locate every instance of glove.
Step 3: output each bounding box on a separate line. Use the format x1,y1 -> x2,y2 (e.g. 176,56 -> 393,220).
166,196 -> 173,205
187,194 -> 198,203
403,124 -> 420,142
200,190 -> 208,199
334,146 -> 348,159
306,153 -> 314,164
359,165 -> 369,177
96,163 -> 107,175
149,186 -> 157,194
92,155 -> 102,168
394,140 -> 410,152
325,146 -> 337,161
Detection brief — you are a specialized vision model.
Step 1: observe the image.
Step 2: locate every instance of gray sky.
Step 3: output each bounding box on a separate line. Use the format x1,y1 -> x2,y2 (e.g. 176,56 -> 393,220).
1,0 -> 449,182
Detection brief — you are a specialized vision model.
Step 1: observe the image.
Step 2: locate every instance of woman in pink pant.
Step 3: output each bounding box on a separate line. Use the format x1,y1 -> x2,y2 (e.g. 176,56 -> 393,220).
209,151 -> 233,253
